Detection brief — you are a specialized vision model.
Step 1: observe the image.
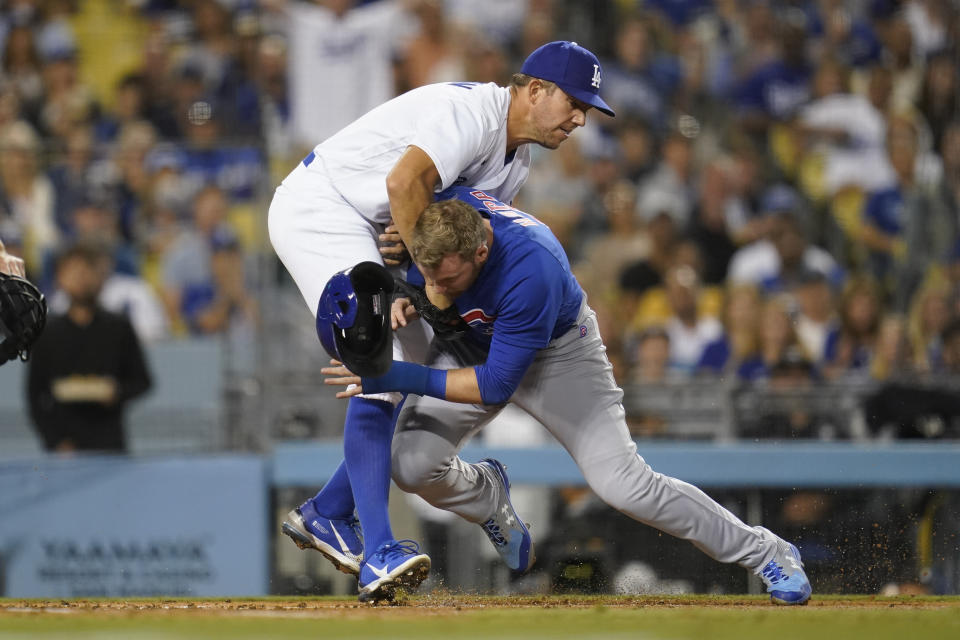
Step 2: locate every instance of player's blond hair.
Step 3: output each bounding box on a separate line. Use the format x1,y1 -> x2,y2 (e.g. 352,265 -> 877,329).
411,199 -> 486,269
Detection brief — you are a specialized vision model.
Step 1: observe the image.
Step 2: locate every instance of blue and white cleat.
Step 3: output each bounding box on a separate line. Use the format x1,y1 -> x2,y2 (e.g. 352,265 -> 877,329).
358,539 -> 431,603
758,538 -> 812,605
281,500 -> 364,576
478,458 -> 535,573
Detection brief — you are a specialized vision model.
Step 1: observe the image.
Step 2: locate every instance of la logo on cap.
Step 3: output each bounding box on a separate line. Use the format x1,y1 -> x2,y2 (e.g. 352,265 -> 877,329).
519,40 -> 615,117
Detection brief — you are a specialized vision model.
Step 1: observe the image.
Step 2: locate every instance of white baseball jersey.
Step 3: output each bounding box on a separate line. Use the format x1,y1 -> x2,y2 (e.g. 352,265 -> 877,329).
292,82 -> 531,224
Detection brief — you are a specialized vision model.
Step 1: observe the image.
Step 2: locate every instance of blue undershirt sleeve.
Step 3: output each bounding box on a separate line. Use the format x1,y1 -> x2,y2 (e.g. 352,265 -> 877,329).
474,338 -> 539,405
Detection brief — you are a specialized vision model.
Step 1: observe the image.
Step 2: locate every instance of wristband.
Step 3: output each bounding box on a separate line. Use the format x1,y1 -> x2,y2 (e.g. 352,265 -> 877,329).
361,361 -> 447,399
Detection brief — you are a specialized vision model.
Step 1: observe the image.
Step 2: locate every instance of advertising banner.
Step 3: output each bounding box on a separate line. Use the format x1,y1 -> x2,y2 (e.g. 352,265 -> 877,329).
0,455 -> 268,597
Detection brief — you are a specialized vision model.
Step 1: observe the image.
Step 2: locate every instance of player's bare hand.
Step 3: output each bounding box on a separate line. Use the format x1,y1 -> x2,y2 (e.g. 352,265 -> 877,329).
379,223 -> 409,266
0,248 -> 26,277
391,297 -> 419,329
321,359 -> 364,398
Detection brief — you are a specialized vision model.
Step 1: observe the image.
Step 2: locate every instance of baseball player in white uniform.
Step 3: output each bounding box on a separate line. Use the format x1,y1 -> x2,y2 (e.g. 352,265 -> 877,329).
269,41 -> 615,601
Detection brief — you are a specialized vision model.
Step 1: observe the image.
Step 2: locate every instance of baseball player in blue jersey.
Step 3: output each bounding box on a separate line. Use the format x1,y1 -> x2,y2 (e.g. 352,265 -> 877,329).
271,41 -> 614,602
323,187 -> 813,605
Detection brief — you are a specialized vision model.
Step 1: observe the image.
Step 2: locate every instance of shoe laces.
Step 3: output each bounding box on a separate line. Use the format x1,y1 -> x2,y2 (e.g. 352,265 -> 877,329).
372,539 -> 421,563
761,559 -> 787,585
482,519 -> 506,547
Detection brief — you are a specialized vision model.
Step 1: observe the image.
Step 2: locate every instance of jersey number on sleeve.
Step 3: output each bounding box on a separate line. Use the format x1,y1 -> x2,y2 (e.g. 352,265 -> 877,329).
469,190 -> 541,228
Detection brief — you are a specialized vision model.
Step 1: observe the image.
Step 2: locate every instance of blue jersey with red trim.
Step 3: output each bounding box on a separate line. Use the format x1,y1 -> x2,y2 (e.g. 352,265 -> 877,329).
408,186 -> 583,350
442,186 -> 583,350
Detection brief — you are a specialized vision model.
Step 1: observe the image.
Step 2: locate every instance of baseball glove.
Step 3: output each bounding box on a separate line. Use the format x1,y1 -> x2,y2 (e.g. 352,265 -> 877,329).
0,272 -> 47,364
394,279 -> 469,341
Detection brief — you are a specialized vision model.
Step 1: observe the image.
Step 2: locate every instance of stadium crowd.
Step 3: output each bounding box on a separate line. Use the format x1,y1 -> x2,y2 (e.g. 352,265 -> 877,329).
1,0 -> 959,438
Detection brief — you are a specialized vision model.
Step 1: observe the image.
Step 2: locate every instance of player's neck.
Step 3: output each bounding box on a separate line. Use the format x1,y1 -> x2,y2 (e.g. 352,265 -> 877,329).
505,86 -> 533,153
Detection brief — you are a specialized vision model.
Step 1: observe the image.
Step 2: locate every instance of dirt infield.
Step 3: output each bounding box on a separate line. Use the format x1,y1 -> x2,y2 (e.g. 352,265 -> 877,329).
2,593 -> 958,615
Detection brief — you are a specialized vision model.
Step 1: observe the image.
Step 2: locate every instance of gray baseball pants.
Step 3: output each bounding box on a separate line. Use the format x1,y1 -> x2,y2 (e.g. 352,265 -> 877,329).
391,301 -> 781,573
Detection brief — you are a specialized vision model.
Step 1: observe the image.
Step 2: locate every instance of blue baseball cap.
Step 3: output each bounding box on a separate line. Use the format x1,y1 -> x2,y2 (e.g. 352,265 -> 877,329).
521,41 -> 615,117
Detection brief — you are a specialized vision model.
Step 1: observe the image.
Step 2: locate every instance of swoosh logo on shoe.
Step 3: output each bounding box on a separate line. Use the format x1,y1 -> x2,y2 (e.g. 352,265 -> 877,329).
330,521 -> 353,556
367,563 -> 390,580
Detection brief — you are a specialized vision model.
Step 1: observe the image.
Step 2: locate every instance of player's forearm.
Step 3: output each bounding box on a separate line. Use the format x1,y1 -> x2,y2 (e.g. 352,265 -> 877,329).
361,361 -> 484,404
385,146 -> 441,249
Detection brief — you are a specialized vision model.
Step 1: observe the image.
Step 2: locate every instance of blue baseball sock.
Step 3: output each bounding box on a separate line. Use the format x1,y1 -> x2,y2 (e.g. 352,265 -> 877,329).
308,460 -> 355,518
343,396 -> 397,555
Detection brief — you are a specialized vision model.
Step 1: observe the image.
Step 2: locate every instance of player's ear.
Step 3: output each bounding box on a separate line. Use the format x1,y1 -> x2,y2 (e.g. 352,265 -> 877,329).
527,78 -> 545,104
475,243 -> 489,264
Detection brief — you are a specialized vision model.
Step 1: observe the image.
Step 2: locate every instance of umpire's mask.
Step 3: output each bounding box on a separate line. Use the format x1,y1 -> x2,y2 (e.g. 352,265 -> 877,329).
315,261 -> 394,377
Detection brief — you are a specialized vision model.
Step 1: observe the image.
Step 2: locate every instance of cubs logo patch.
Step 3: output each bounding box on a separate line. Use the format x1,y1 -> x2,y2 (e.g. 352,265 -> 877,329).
579,325 -> 588,337
462,308 -> 496,335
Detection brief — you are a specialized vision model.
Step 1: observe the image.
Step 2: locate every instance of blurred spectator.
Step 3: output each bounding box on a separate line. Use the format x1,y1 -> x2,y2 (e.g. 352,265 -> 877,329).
105,121 -> 158,249
696,283 -> 764,380
861,114 -> 952,309
613,116 -> 656,183
444,0 -> 527,47
798,59 -> 892,197
47,125 -> 100,235
628,325 -> 673,384
517,139 -> 590,251
49,240 -> 169,343
37,38 -> 96,145
188,226 -> 259,337
877,14 -> 924,113
0,120 -> 57,276
169,96 -> 265,203
600,15 -> 681,128
255,34 -> 292,179
720,137 -> 768,246
727,184 -> 843,293
1,25 -> 45,123
793,269 -> 838,365
286,0 -> 414,150
906,281 -> 952,374
742,345 -> 825,439
808,1 -> 882,68
397,0 -> 465,91
687,157 -> 737,285
662,264 -> 722,377
93,72 -> 148,144
756,294 -> 809,382
823,274 -> 884,380
462,36 -> 509,86
27,242 -> 152,454
918,50 -> 960,145
575,179 -> 648,301
870,313 -> 912,381
863,313 -> 960,438
734,10 -> 812,139
619,187 -> 687,299
903,0 -> 952,59
635,131 -> 694,228
160,184 -> 253,335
